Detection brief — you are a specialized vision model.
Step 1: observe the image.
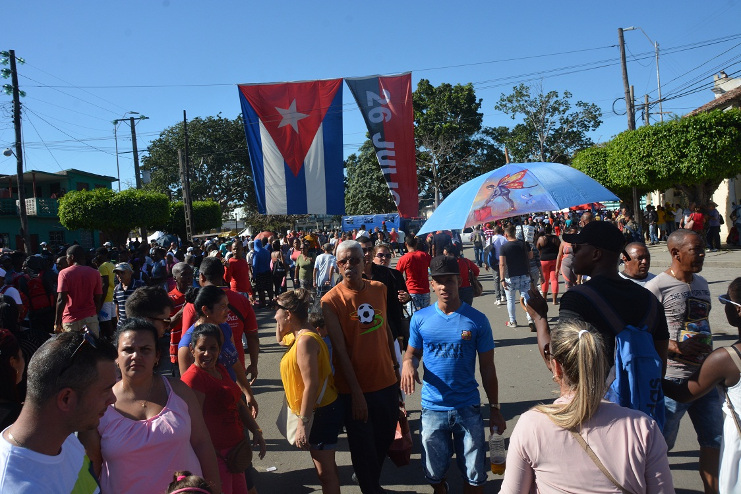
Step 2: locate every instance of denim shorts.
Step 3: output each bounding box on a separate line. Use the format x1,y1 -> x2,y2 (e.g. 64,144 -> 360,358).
420,405 -> 486,486
309,398 -> 344,450
663,377 -> 722,450
408,292 -> 431,314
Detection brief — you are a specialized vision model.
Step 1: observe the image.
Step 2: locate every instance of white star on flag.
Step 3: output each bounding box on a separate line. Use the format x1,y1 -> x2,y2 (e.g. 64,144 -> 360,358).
275,99 -> 309,133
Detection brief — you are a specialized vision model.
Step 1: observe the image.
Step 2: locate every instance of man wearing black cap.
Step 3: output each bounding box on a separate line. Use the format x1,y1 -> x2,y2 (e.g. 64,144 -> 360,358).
526,221 -> 669,373
401,255 -> 505,493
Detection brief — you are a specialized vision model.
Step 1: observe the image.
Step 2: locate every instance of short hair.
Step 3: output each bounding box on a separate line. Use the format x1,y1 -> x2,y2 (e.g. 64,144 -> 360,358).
114,317 -> 159,350
729,277 -> 741,304
95,247 -> 109,258
199,256 -> 225,283
0,295 -> 19,333
504,225 -> 516,238
355,235 -> 371,245
190,323 -> 223,349
276,288 -> 313,321
26,331 -> 117,406
66,244 -> 85,261
336,240 -> 363,259
171,262 -> 191,278
125,286 -> 173,319
405,235 -> 418,248
308,310 -> 325,329
667,228 -> 701,250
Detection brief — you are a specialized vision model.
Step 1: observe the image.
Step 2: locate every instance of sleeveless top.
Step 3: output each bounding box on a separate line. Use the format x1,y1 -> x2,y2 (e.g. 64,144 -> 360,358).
720,347 -> 741,493
539,236 -> 559,261
280,330 -> 338,414
98,376 -> 201,494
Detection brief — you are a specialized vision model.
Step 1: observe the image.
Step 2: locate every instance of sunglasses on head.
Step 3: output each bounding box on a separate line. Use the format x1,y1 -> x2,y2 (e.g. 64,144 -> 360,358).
59,327 -> 97,376
338,257 -> 362,266
719,295 -> 741,308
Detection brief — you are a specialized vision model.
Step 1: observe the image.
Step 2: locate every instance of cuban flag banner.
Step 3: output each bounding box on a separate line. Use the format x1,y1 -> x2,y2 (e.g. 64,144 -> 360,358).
345,73 -> 419,218
238,79 -> 344,215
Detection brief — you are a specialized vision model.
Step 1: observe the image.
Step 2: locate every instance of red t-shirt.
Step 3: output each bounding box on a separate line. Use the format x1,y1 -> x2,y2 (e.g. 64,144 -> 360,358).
181,287 -> 257,367
396,250 -> 431,294
226,257 -> 252,295
457,258 -> 480,288
181,364 -> 244,450
57,264 -> 103,323
168,288 -> 186,364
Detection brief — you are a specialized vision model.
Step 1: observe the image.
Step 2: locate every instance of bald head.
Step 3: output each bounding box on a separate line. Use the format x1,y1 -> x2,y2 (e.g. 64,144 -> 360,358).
667,229 -> 700,251
622,242 -> 650,280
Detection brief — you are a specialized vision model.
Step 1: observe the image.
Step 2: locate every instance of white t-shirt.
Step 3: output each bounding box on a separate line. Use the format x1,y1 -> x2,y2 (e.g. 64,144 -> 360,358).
0,431 -> 100,493
397,230 -> 406,244
314,253 -> 337,286
618,271 -> 656,287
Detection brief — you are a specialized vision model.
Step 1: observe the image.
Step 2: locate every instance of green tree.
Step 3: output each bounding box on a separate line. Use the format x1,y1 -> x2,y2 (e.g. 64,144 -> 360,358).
572,109 -> 741,205
345,139 -> 397,214
414,79 -> 492,206
494,83 -> 602,164
141,114 -> 252,215
166,200 -> 223,239
58,188 -> 170,247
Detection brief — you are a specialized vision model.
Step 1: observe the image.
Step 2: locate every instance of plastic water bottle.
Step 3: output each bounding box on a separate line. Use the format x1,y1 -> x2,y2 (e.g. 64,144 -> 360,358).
489,426 -> 506,475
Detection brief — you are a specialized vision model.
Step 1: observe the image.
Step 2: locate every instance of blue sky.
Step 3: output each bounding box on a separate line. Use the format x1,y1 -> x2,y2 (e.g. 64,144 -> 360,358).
2,1 -> 740,191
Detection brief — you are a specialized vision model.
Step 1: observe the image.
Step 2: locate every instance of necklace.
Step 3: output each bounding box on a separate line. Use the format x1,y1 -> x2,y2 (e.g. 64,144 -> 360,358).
140,376 -> 155,408
669,268 -> 693,286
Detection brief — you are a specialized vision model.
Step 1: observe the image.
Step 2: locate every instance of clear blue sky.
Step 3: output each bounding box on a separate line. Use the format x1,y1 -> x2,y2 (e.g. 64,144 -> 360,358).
2,1 -> 740,191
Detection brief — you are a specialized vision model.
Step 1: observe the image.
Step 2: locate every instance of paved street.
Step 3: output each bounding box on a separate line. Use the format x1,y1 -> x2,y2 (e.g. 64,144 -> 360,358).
246,243 -> 740,494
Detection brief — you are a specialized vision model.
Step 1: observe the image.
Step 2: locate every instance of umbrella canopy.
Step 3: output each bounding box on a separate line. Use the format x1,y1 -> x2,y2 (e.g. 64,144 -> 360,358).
418,162 -> 618,235
569,202 -> 605,211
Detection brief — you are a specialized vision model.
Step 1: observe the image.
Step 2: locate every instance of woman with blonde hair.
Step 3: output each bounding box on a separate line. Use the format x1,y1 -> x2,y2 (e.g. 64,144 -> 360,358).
500,320 -> 674,494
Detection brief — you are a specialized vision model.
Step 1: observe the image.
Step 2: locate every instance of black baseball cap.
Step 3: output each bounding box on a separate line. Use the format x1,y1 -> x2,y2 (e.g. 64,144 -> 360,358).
562,221 -> 625,253
430,255 -> 460,277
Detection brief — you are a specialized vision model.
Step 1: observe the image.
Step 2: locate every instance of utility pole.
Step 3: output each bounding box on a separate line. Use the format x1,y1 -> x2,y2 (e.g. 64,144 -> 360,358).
9,51 -> 30,253
618,28 -> 641,221
182,111 -> 194,241
130,117 -> 142,189
644,94 -> 650,126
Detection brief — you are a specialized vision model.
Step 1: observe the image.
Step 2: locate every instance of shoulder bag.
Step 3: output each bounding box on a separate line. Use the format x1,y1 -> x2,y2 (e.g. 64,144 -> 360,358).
277,373 -> 329,446
466,260 -> 483,297
570,430 -> 634,494
722,345 -> 741,436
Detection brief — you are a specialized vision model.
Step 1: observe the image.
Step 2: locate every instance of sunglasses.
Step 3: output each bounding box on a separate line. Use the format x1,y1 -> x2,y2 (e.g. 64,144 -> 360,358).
59,328 -> 97,376
337,257 -> 362,266
719,295 -> 741,308
148,316 -> 172,325
275,303 -> 289,311
375,253 -> 390,259
361,247 -> 371,253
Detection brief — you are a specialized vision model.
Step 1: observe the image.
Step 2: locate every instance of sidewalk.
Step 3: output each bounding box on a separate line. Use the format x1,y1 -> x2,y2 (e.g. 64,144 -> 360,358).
645,241 -> 741,267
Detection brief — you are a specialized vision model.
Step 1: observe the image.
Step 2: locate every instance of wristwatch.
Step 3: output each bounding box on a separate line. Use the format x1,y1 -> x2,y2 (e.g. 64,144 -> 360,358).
490,403 -> 500,410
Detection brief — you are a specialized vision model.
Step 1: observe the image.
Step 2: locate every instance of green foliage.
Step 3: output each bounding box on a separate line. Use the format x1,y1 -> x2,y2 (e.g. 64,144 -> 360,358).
167,200 -> 222,238
413,79 -> 502,204
573,109 -> 741,204
345,140 -> 398,214
494,83 -> 602,164
58,189 -> 170,246
241,212 -> 307,233
141,114 -> 253,213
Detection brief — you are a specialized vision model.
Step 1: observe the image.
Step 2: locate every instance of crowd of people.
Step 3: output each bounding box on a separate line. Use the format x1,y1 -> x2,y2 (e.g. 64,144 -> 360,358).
0,201 -> 738,493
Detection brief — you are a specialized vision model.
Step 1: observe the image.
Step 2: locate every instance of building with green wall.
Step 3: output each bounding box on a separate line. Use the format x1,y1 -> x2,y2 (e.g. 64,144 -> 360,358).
0,169 -> 116,253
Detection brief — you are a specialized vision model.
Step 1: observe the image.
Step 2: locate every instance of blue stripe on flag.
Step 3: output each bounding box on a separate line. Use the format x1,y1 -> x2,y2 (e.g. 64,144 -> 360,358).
322,87 -> 344,215
239,92 -> 267,214
285,162 -> 308,215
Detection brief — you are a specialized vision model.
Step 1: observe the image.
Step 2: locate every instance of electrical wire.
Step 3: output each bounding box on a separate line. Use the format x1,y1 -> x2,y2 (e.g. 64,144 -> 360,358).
23,112 -> 64,171
23,107 -> 115,156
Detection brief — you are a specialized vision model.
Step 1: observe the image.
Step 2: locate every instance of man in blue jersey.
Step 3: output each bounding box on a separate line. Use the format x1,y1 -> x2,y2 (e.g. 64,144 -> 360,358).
401,255 -> 505,494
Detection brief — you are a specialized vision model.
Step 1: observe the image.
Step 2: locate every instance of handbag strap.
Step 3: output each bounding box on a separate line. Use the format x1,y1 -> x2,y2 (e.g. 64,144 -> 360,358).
569,430 -> 633,494
721,346 -> 741,436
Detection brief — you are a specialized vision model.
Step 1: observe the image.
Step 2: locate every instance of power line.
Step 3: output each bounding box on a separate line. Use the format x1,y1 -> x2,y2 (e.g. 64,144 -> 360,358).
19,74 -> 121,117
23,112 -> 64,171
23,106 -> 116,156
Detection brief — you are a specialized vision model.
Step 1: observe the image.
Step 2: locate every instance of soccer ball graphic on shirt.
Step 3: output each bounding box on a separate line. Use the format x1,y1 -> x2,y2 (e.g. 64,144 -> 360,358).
357,303 -> 375,324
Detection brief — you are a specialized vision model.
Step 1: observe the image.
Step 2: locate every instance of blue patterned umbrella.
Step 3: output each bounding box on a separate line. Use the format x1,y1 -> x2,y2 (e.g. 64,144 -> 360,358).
417,162 -> 618,234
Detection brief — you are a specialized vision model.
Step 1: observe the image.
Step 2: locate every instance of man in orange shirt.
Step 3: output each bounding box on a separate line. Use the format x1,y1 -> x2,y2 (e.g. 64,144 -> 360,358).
322,240 -> 400,494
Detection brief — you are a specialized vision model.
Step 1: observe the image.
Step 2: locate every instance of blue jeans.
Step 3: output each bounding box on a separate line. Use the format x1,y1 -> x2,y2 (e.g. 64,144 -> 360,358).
504,274 -> 532,324
473,246 -> 484,266
408,292 -> 430,315
663,377 -> 723,450
421,405 -> 487,487
649,224 -> 658,243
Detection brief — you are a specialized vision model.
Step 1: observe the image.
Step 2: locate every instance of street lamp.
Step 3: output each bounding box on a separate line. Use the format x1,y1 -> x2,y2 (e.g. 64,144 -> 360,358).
112,111 -> 142,191
623,26 -> 664,122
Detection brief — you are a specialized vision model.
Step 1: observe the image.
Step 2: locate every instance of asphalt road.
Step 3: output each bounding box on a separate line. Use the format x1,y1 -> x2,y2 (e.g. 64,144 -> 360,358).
245,243 -> 741,494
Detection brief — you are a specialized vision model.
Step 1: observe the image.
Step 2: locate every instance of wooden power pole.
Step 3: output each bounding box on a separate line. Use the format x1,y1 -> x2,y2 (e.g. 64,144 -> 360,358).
182,111 -> 194,241
618,28 -> 641,221
9,50 -> 30,253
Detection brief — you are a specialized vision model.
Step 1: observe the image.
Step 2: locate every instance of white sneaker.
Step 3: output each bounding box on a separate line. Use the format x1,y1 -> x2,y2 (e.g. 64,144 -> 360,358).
496,299 -> 502,306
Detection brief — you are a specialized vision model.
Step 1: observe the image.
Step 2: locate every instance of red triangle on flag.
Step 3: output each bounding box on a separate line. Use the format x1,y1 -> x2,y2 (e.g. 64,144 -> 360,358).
239,79 -> 343,177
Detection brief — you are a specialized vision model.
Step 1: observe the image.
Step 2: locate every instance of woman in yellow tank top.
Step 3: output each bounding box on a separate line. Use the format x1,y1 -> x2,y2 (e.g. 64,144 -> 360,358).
275,289 -> 343,494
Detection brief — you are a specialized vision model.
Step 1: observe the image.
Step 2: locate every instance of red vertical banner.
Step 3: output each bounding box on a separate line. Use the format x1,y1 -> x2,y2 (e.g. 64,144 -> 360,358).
346,73 -> 419,218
